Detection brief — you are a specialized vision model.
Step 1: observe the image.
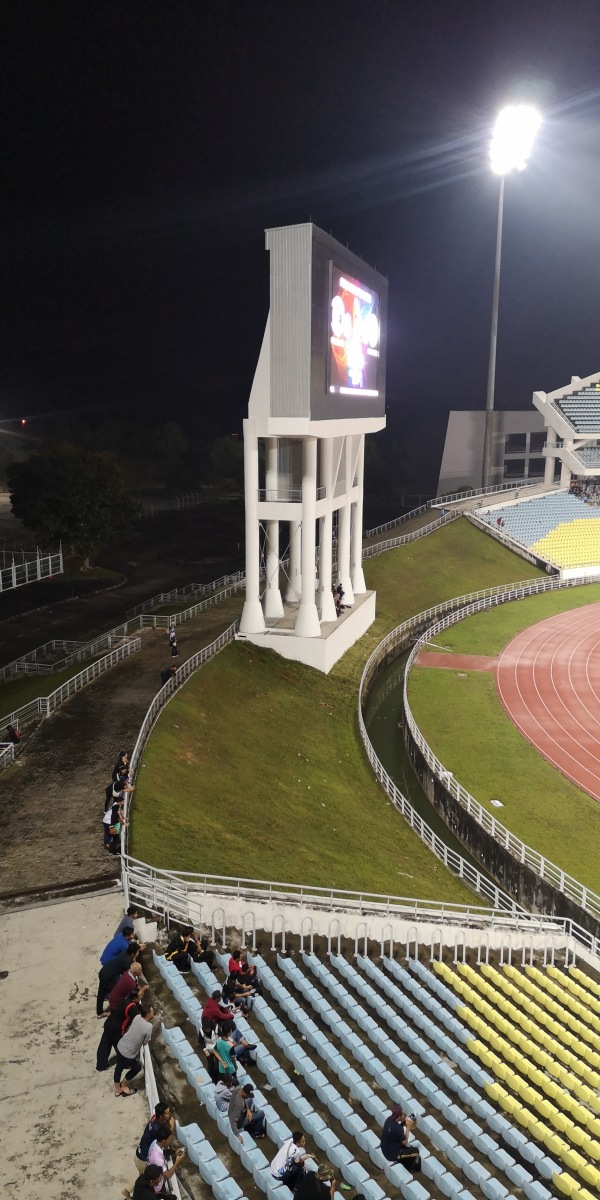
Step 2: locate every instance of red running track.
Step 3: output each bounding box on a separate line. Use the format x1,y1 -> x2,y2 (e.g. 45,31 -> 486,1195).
496,604 -> 600,802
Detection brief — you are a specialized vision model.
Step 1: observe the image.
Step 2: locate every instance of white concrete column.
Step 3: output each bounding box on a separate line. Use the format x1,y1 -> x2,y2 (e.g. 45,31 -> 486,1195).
544,426 -> 556,486
351,433 -> 366,594
285,521 -> 301,602
295,437 -> 321,638
239,419 -> 265,634
317,437 -> 337,621
560,446 -> 572,488
337,436 -> 354,605
263,437 -> 283,619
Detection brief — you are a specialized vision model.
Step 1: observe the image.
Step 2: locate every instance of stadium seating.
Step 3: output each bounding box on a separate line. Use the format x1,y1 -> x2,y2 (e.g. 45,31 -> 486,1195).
149,945 -> 600,1200
553,384 -> 600,433
483,492 -> 600,566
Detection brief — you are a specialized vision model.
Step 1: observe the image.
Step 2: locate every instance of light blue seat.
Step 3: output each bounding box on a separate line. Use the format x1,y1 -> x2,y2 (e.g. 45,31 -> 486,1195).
537,1157 -> 560,1181
422,1156 -> 447,1185
266,1178 -> 284,1200
328,1095 -> 353,1123
328,1143 -> 355,1172
401,1183 -> 430,1200
240,1137 -> 260,1172
341,1112 -> 367,1139
161,1023 -> 186,1050
301,1112 -> 327,1139
506,1163 -> 533,1188
362,1094 -> 388,1121
198,1151 -> 227,1187
204,1092 -> 218,1120
464,1161 -> 490,1188
437,1172 -> 463,1199
523,1183 -> 552,1200
480,1179 -> 509,1200
485,1112 -> 511,1137
446,1144 -> 472,1171
288,1096 -> 313,1122
251,1152 -> 271,1188
340,1161 -> 370,1189
183,1053 -> 206,1085
367,1144 -> 388,1171
361,1180 -> 386,1200
383,1163 -> 413,1188
312,1127 -> 340,1155
216,1110 -> 230,1137
214,1171 -> 244,1200
175,1122 -> 205,1163
489,1147 -> 514,1173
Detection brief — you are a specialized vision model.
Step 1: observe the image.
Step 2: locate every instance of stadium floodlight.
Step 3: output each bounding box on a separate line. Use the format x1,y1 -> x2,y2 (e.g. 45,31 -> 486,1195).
489,105 -> 542,176
482,105 -> 541,488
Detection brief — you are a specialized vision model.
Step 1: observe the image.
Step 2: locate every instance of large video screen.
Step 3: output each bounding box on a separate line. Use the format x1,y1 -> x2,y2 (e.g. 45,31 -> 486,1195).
328,266 -> 381,397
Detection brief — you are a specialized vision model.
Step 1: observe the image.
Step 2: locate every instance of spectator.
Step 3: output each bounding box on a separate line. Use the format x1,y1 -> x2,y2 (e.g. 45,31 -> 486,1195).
103,796 -> 126,853
223,969 -> 255,1011
168,623 -> 176,645
124,1163 -> 165,1200
133,1103 -> 174,1176
170,636 -> 179,659
6,724 -> 20,745
229,949 -> 243,974
112,902 -> 141,940
100,926 -> 135,965
231,1027 -> 257,1066
146,1125 -> 185,1184
201,989 -> 235,1034
229,1083 -> 266,1141
112,750 -> 129,781
271,1132 -> 316,1188
380,1105 -> 420,1170
160,666 -> 176,687
215,1078 -> 233,1111
97,941 -> 140,1016
198,1022 -> 221,1083
239,959 -> 261,993
213,1030 -> 237,1081
166,926 -> 213,972
114,1003 -> 154,1097
96,998 -> 140,1073
108,960 -> 148,1012
295,1164 -> 336,1200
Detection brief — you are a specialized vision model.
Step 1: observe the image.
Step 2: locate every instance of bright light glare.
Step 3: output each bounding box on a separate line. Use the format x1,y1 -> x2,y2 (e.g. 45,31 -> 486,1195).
489,105 -> 542,175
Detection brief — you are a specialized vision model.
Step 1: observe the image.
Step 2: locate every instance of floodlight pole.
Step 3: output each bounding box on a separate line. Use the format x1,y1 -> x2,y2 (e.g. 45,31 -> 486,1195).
482,174 -> 505,489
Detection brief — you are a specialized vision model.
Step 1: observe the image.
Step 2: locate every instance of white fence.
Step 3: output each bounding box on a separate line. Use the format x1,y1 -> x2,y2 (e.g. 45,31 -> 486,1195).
126,570 -> 245,619
358,573 -> 599,926
2,638 -> 141,738
363,477 -> 547,539
0,547 -> 63,592
0,630 -> 134,682
400,576 -> 600,923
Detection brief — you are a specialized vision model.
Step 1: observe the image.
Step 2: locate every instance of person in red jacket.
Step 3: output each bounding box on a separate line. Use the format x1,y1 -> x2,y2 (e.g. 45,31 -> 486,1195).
201,989 -> 235,1032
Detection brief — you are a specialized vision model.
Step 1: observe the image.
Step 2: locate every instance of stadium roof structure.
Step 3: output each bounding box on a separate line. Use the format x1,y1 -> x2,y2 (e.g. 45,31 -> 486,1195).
532,369 -> 600,482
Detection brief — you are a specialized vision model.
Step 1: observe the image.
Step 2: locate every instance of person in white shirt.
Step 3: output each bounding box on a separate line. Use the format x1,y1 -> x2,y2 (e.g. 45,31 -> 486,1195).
114,1004 -> 154,1097
271,1132 -> 316,1189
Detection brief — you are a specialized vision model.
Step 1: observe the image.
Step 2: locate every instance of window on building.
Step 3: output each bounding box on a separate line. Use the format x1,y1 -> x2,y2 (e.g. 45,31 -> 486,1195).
527,458 -> 546,477
505,433 -> 526,453
529,432 -> 546,453
504,458 -> 525,478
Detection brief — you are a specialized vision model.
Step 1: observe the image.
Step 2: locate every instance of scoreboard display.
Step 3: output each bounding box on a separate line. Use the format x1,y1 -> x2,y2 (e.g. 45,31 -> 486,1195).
328,267 -> 381,398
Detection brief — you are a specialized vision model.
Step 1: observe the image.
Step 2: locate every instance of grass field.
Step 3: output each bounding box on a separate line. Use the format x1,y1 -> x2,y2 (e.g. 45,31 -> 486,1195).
408,587 -> 600,893
0,660 -> 104,719
131,519 -> 543,902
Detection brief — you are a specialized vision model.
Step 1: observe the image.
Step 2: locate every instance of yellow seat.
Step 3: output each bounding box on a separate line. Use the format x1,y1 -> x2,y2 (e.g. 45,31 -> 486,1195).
544,1132 -> 569,1157
484,1081 -> 505,1103
578,1189 -> 598,1200
553,1171 -> 581,1197
498,1093 -> 521,1116
586,1138 -> 600,1161
540,1077 -> 559,1101
534,1096 -> 554,1121
579,1162 -> 600,1188
561,1149 -> 587,1174
569,1125 -> 589,1149
550,1111 -> 574,1136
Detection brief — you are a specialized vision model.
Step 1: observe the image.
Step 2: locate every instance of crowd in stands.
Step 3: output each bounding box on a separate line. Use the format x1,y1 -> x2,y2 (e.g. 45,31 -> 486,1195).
569,480 -> 600,504
95,903 -> 421,1197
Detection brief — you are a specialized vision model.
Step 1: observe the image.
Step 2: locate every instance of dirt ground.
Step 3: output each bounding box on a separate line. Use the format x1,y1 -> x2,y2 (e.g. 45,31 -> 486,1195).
0,890 -> 148,1200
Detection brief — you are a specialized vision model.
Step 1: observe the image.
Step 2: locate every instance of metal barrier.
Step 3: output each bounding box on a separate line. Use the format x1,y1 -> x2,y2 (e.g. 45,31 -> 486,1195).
0,638 -> 141,736
0,547 -> 63,592
363,477 -> 546,539
401,577 -> 600,921
0,630 -> 133,682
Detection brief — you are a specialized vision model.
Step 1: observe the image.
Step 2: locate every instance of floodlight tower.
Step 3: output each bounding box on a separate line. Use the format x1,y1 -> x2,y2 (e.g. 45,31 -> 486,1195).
481,105 -> 541,488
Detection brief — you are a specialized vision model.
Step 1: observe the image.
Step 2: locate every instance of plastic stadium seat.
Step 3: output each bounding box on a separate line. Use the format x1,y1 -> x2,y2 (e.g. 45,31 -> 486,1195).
553,1174 -> 582,1198
214,1179 -> 243,1200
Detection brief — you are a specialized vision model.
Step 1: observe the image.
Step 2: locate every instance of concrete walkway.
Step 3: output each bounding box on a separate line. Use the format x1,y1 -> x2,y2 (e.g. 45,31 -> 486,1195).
1,891 -> 147,1200
0,598 -> 241,901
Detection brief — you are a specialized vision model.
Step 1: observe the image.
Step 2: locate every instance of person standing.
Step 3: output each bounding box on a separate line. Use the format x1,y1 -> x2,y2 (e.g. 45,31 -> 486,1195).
213,1030 -> 237,1081
96,999 -> 139,1073
114,1004 -> 154,1097
97,942 -> 140,1016
134,1103 -> 174,1174
108,960 -> 148,1012
100,926 -> 135,965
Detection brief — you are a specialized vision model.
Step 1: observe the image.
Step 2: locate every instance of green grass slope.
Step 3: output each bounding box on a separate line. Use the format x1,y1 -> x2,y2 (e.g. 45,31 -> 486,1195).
131,519 -> 543,901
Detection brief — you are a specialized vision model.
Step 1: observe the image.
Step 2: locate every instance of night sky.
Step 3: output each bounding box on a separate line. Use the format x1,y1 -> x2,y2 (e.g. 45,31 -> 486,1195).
3,1 -> 600,471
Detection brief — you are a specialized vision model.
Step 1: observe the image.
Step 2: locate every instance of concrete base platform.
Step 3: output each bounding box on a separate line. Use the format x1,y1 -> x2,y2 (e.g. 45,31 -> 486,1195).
236,590 -> 376,673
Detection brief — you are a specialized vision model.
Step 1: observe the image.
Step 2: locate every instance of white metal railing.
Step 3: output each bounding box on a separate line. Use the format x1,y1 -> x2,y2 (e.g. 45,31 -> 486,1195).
0,638 -> 140,736
0,630 -> 133,682
122,856 -> 600,966
394,577 -> 600,921
363,477 -> 547,539
126,571 -> 245,619
141,491 -> 242,518
362,510 -> 461,557
464,510 -> 558,571
0,547 -> 63,592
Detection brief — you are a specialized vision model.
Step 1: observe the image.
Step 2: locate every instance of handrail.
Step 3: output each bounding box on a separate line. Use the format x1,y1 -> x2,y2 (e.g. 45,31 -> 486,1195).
363,477 -> 547,538
0,638 -> 141,737
403,580 -> 600,916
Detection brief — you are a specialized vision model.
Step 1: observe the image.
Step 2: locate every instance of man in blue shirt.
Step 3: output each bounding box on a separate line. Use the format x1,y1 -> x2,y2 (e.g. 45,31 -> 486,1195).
100,926 -> 135,965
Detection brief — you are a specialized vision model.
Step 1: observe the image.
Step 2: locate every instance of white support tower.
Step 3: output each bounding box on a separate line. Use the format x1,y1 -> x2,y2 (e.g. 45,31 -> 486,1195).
238,223 -> 388,674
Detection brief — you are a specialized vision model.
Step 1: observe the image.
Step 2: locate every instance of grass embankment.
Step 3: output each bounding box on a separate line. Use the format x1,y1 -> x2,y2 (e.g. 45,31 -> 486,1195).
408,588 -> 600,894
131,520 -> 542,902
